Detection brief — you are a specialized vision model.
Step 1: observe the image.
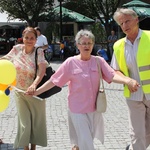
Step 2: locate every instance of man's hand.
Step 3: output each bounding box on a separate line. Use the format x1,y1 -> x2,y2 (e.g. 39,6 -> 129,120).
127,79 -> 140,93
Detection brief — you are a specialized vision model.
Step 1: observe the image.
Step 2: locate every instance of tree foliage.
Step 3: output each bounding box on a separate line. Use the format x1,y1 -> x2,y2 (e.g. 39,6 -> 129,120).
64,0 -> 121,39
0,0 -> 54,27
64,0 -> 121,59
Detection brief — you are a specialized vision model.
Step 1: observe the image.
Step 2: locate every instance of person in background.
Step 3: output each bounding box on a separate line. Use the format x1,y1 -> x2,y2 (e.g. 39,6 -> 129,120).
0,27 -> 47,150
59,40 -> 65,60
34,27 -> 48,51
34,27 -> 50,63
63,37 -> 69,58
111,8 -> 150,150
97,45 -> 109,62
107,30 -> 117,59
17,37 -> 23,44
28,29 -> 139,150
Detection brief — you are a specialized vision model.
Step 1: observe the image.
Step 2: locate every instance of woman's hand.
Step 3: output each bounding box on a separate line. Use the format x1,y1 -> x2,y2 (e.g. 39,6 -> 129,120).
26,84 -> 37,95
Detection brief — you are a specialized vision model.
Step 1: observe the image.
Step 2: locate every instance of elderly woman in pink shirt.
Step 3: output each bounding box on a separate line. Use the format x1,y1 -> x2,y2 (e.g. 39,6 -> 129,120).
32,29 -> 139,150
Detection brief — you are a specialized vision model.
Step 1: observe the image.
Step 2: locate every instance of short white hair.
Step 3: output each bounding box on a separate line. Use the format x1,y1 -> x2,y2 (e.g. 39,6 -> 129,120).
75,29 -> 95,44
113,8 -> 138,25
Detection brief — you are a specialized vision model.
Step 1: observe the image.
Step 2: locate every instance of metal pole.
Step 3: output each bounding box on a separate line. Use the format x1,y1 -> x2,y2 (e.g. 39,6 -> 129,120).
59,0 -> 63,41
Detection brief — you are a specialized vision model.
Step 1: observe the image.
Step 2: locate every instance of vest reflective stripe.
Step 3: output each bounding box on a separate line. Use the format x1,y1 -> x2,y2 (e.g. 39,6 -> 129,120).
114,30 -> 150,97
141,79 -> 150,85
139,65 -> 150,72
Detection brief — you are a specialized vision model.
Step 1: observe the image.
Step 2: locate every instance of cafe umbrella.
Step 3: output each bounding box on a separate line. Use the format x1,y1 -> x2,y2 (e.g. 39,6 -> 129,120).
122,0 -> 150,21
53,6 -> 95,23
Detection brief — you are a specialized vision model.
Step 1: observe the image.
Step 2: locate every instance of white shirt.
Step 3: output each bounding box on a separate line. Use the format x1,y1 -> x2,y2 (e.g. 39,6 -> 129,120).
35,34 -> 48,47
111,29 -> 150,101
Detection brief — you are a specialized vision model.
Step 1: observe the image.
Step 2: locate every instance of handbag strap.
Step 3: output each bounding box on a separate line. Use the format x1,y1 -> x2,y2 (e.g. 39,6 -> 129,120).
96,56 -> 104,90
35,47 -> 40,79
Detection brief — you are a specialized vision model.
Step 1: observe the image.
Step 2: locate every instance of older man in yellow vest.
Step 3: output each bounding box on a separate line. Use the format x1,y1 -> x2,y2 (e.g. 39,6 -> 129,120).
111,8 -> 150,150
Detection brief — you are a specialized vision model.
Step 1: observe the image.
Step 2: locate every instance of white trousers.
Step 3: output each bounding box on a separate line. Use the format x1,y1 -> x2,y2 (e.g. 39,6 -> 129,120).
68,110 -> 104,150
126,97 -> 150,150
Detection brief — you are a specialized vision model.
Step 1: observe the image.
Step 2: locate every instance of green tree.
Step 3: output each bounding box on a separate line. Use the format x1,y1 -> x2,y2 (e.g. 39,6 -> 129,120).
64,0 -> 121,59
0,0 -> 54,27
65,0 -> 120,37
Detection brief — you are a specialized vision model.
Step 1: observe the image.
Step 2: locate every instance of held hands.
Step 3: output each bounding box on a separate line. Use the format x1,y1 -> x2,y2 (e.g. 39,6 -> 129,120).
26,84 -> 37,95
126,79 -> 140,93
112,71 -> 140,93
25,84 -> 40,96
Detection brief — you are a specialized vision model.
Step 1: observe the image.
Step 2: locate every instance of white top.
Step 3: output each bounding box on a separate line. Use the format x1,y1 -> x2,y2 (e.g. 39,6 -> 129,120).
35,34 -> 48,47
111,29 -> 150,101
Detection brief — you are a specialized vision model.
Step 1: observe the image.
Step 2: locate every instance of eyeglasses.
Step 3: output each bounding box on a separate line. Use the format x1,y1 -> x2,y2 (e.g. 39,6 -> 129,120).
78,42 -> 93,46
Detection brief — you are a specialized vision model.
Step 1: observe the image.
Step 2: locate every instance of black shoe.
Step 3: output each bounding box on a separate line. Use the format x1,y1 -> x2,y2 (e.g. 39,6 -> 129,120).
126,145 -> 130,150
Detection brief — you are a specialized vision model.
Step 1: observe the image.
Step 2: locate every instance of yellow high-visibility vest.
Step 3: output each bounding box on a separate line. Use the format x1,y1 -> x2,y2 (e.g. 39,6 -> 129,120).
113,30 -> 150,97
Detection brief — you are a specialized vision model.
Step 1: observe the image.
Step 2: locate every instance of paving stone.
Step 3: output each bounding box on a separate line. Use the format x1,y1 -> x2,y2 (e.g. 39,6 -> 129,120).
0,60 -> 150,150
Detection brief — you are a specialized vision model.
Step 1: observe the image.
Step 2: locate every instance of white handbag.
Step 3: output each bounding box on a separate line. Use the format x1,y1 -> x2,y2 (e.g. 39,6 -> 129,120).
96,57 -> 107,113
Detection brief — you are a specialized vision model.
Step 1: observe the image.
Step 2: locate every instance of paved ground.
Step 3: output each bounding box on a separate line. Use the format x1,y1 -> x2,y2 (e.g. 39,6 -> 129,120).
0,59 -> 150,150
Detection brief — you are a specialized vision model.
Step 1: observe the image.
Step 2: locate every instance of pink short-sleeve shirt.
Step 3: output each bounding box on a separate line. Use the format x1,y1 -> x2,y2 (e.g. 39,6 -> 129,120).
50,56 -> 115,113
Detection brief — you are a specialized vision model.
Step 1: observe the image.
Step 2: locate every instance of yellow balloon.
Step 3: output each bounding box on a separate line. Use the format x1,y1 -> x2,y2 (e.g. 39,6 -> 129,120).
0,83 -> 8,91
0,79 -> 16,91
0,90 -> 10,112
11,79 -> 17,86
0,60 -> 16,85
9,79 -> 17,90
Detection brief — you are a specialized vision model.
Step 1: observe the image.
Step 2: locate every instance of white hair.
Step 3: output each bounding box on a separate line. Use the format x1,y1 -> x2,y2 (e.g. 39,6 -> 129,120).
113,8 -> 138,25
75,29 -> 95,44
